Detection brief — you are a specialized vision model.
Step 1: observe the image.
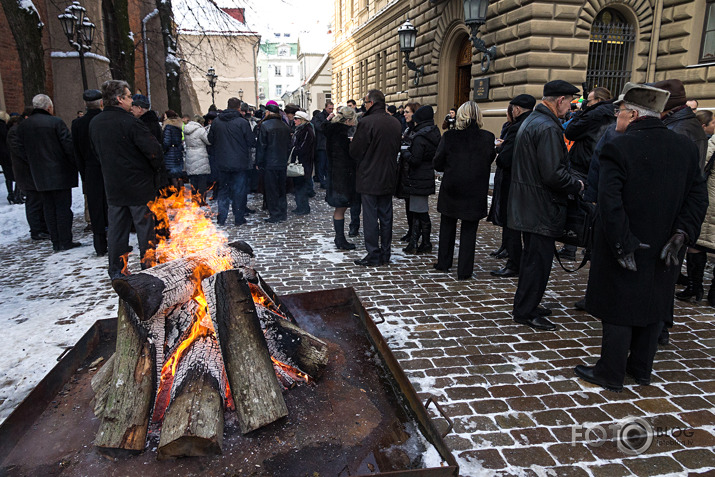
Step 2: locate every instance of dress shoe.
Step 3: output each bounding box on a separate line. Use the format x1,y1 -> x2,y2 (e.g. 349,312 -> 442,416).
490,267 -> 518,278
513,315 -> 557,331
354,257 -> 380,267
293,209 -> 310,216
658,327 -> 669,346
489,245 -> 505,257
574,299 -> 586,311
348,229 -> 359,237
457,274 -> 472,280
56,242 -> 81,252
432,263 -> 450,273
264,217 -> 286,224
31,232 -> 51,240
235,218 -> 247,226
536,306 -> 552,316
626,365 -> 651,386
495,249 -> 509,260
574,365 -> 623,392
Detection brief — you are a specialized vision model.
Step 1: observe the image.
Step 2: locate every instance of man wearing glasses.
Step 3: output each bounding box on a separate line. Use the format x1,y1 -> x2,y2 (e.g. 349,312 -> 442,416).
350,89 -> 403,266
90,80 -> 164,279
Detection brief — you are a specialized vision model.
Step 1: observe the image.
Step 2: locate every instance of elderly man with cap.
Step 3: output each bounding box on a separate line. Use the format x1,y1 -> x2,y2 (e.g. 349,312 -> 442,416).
256,103 -> 291,223
72,89 -> 107,256
130,94 -> 162,143
508,80 -> 585,331
490,94 -> 536,278
290,110 -> 315,215
574,83 -> 708,391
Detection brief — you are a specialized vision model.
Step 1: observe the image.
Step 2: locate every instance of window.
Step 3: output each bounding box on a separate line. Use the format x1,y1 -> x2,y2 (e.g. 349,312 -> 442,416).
585,8 -> 635,96
287,66 -> 293,76
275,66 -> 282,76
701,1 -> 715,63
276,85 -> 282,96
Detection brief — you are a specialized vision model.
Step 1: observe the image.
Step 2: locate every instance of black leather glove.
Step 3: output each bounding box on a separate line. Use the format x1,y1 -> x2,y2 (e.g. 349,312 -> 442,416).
617,243 -> 650,272
660,230 -> 687,267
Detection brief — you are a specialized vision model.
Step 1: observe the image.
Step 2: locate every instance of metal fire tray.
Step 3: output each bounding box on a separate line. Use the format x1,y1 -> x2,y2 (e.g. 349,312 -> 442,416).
0,286 -> 458,476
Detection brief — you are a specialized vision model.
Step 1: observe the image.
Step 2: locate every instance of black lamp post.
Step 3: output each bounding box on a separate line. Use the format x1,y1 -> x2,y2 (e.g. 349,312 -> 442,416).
58,1 -> 96,91
463,0 -> 496,72
206,67 -> 218,107
397,18 -> 424,87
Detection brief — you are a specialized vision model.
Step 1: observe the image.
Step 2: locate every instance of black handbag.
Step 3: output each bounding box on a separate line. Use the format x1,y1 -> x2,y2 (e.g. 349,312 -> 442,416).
558,194 -> 597,249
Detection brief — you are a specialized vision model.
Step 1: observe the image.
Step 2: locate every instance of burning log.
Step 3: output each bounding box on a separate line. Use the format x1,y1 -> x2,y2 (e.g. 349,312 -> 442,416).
157,337 -> 225,459
273,318 -> 329,379
111,241 -> 253,321
94,300 -> 154,454
212,269 -> 288,434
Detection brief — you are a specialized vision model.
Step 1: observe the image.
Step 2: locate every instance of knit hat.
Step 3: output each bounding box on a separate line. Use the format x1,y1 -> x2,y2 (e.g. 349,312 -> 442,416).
652,79 -> 687,111
413,105 -> 434,124
132,94 -> 150,109
509,94 -> 536,110
543,80 -> 580,97
83,89 -> 102,102
266,100 -> 279,107
387,105 -> 397,114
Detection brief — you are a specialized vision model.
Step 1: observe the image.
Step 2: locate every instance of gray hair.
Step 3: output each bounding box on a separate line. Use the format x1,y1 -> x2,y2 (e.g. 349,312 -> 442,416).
86,99 -> 102,109
542,96 -> 559,103
32,94 -> 53,111
623,102 -> 659,118
455,101 -> 483,130
101,80 -> 130,107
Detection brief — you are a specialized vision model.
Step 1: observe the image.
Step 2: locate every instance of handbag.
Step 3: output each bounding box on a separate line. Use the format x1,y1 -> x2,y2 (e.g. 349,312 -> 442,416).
286,147 -> 304,178
558,194 -> 596,249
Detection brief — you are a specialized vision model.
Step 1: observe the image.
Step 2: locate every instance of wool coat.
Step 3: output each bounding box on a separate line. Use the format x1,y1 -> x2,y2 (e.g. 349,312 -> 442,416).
349,101 -> 402,196
325,121 -> 356,208
256,116 -> 291,171
291,122 -> 315,179
695,137 -> 715,252
207,109 -> 255,172
433,123 -> 496,221
585,117 -> 708,327
401,120 -> 439,197
72,108 -> 102,193
183,121 -> 211,176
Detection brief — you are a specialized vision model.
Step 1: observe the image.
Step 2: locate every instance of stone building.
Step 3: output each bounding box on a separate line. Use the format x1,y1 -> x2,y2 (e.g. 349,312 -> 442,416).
283,33 -> 334,112
330,0 -> 715,132
257,34 -> 301,106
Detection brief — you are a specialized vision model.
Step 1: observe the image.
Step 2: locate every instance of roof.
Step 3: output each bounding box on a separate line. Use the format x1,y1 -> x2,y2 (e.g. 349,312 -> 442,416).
174,0 -> 257,35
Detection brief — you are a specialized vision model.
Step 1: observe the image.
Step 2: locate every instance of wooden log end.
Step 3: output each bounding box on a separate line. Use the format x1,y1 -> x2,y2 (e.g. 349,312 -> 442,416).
228,240 -> 254,257
112,274 -> 166,321
157,437 -> 222,460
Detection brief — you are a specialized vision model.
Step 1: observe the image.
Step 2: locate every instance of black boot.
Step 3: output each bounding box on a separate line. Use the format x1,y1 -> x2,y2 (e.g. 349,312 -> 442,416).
403,216 -> 420,254
334,218 -> 355,250
708,275 -> 715,308
416,213 -> 432,254
676,252 -> 706,302
400,211 -> 415,242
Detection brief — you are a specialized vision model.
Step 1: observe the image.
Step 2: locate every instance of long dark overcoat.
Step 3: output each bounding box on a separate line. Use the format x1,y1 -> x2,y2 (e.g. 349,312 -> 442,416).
402,120 -> 439,196
325,121 -> 356,208
433,123 -> 495,221
585,117 -> 708,327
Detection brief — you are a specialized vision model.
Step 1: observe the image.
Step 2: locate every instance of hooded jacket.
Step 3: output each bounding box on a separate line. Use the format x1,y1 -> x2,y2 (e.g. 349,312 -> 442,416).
183,121 -> 211,176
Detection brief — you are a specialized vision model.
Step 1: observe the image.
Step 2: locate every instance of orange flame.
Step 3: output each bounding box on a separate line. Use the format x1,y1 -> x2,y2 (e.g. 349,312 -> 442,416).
249,283 -> 288,319
272,357 -> 312,384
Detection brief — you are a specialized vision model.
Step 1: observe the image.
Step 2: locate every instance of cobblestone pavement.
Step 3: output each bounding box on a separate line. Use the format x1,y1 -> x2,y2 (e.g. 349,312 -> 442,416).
1,184 -> 714,476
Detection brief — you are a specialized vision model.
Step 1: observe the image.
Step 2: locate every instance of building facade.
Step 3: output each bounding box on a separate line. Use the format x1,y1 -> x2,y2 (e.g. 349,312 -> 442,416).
331,0 -> 715,132
257,35 -> 301,106
283,33 -> 334,112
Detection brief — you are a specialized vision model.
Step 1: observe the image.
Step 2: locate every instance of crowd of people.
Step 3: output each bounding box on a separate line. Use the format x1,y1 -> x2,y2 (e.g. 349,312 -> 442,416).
0,77 -> 712,393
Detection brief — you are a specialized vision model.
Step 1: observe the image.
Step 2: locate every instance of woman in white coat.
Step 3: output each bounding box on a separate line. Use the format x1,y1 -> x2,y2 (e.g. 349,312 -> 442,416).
184,116 -> 212,205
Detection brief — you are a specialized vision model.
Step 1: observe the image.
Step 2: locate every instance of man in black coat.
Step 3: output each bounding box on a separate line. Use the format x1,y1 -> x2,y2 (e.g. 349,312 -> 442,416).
350,89 -> 403,266
508,80 -> 584,331
16,94 -> 79,252
490,94 -> 535,278
208,97 -> 256,226
311,101 -> 333,189
256,104 -> 291,223
72,89 -> 107,256
575,83 -> 708,392
89,80 -> 164,279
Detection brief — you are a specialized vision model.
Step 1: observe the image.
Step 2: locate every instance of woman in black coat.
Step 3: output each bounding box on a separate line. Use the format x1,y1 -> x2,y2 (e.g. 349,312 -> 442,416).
162,110 -> 185,190
401,105 -> 440,254
325,106 -> 358,250
396,101 -> 420,242
290,111 -> 315,215
433,101 -> 496,280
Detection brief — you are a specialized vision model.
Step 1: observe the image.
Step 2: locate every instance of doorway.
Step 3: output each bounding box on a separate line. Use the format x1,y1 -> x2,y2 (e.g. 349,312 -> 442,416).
454,38 -> 472,108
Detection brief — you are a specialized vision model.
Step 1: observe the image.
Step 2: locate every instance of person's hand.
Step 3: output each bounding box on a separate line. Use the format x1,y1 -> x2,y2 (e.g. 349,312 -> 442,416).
617,243 -> 650,271
495,138 -> 504,146
660,230 -> 687,267
327,113 -> 335,121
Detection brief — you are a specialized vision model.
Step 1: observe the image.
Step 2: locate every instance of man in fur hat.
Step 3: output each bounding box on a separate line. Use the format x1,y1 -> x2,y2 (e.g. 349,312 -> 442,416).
575,83 -> 708,392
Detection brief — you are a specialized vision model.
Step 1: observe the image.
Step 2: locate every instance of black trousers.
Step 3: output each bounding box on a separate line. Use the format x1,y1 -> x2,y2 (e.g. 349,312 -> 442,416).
513,232 -> 555,320
361,193 -> 393,263
39,189 -> 73,250
107,204 -> 155,279
594,321 -> 661,385
264,169 -> 287,220
85,168 -> 108,255
503,225 -> 523,271
350,193 -> 362,231
436,215 -> 479,278
24,189 -> 48,236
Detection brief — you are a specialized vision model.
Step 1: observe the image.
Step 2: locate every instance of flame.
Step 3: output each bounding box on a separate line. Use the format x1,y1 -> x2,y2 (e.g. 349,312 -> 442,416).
249,283 -> 288,319
272,357 -> 312,384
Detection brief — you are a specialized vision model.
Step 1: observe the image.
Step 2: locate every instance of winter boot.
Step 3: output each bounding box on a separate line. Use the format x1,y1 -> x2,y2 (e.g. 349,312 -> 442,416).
708,275 -> 715,308
416,213 -> 432,254
334,218 -> 356,250
400,211 -> 415,242
403,216 -> 421,254
676,252 -> 706,302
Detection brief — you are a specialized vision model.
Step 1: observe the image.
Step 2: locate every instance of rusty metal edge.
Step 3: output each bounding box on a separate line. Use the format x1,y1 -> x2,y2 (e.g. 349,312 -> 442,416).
277,286 -> 460,477
0,318 -> 116,463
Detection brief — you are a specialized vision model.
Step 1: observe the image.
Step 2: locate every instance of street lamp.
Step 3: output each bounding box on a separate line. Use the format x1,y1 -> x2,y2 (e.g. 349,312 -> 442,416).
463,0 -> 497,72
238,88 -> 244,101
397,18 -> 424,86
206,67 -> 218,107
58,1 -> 96,91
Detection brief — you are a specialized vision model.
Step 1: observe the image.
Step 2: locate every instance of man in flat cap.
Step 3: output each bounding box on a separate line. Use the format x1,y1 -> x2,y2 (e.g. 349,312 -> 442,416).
575,83 -> 707,391
490,94 -> 536,278
508,80 -> 585,331
72,89 -> 107,256
256,103 -> 291,223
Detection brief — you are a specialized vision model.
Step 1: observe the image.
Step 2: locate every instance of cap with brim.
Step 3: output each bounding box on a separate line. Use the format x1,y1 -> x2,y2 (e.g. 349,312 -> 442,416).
543,80 -> 580,97
509,94 -> 536,109
613,82 -> 670,113
265,104 -> 281,114
83,89 -> 102,102
294,111 -> 310,121
131,94 -> 150,109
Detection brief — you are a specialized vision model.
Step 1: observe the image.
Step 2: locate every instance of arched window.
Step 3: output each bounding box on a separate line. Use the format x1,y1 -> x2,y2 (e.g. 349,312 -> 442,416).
585,8 -> 635,96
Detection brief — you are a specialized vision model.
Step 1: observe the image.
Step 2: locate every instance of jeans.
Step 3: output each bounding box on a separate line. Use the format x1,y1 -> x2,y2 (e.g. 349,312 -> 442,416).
217,170 -> 249,225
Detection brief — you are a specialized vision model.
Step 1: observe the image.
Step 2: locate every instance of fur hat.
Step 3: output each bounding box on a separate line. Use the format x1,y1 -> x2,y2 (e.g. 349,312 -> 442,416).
652,79 -> 687,111
614,82 -> 670,113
